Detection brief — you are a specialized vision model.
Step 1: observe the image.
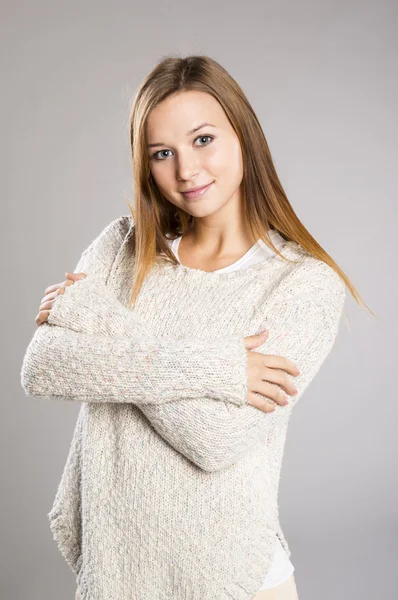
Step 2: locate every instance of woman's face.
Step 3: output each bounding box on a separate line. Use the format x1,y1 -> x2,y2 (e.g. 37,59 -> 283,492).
146,90 -> 244,219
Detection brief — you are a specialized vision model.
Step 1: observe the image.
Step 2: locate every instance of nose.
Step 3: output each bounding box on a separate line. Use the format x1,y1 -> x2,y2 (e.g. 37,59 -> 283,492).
176,152 -> 200,182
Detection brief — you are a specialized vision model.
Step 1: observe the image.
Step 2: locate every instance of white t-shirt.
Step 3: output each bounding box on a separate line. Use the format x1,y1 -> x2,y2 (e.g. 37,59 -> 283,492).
166,229 -> 295,589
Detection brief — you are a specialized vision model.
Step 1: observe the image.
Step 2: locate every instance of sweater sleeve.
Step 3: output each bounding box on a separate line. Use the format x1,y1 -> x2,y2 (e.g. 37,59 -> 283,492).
20,215 -> 248,406
20,318 -> 248,405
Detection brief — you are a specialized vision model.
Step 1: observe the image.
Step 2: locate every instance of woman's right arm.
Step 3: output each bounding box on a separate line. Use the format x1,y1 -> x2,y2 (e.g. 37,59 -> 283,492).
20,321 -> 248,406
21,214 -> 249,406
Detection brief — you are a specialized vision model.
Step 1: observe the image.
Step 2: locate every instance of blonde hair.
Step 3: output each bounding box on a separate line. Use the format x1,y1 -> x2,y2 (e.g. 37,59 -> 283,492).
125,53 -> 374,324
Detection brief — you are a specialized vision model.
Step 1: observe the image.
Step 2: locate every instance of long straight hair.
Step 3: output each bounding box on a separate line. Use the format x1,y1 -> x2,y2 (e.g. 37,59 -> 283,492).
125,54 -> 373,321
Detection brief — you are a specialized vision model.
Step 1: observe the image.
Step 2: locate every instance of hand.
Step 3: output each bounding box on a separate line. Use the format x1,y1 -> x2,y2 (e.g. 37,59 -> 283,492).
243,330 -> 300,413
35,272 -> 86,326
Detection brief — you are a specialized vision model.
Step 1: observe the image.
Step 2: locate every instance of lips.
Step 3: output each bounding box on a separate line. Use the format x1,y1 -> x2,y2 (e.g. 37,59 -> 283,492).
182,183 -> 211,193
181,181 -> 214,200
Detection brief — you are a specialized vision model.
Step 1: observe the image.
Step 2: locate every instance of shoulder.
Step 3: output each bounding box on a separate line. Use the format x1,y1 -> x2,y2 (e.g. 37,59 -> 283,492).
98,214 -> 133,246
87,215 -> 132,258
276,242 -> 346,308
75,215 -> 133,276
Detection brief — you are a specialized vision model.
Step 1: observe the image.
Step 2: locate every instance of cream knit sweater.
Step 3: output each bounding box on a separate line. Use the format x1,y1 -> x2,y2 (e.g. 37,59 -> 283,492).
20,215 -> 346,600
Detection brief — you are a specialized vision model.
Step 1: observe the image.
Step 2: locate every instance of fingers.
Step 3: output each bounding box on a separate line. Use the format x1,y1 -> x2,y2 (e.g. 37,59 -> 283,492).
44,281 -> 69,295
246,392 -> 278,413
246,354 -> 300,410
258,367 -> 298,397
40,286 -> 66,306
35,309 -> 51,327
40,281 -> 68,304
43,273 -> 86,296
243,331 -> 269,349
263,354 -> 300,376
36,273 -> 86,328
36,290 -> 64,327
65,271 -> 86,280
251,380 -> 291,406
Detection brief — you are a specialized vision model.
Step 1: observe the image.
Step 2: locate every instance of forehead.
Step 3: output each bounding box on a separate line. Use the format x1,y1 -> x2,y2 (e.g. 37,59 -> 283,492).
146,91 -> 228,138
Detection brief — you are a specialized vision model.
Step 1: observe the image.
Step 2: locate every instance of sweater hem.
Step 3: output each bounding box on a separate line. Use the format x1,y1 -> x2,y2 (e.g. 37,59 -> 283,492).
48,505 -> 82,578
72,523 -> 282,600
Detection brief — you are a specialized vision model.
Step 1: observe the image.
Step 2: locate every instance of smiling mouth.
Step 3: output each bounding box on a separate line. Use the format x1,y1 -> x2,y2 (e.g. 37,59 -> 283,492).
180,181 -> 214,200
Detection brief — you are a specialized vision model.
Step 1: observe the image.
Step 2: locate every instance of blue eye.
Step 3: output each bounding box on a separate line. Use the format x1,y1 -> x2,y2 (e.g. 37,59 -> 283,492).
195,135 -> 213,146
151,134 -> 214,161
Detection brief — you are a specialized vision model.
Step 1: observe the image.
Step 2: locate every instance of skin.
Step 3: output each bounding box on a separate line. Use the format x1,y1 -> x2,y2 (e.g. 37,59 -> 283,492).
147,89 -> 257,270
36,90 -> 300,413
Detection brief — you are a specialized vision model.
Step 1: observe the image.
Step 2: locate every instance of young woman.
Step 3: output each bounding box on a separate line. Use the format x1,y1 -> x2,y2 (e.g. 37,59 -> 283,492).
21,55 -> 370,600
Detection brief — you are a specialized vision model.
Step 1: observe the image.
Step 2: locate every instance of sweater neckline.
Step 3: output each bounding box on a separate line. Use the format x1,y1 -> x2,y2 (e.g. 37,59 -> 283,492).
170,229 -> 286,274
158,239 -> 305,281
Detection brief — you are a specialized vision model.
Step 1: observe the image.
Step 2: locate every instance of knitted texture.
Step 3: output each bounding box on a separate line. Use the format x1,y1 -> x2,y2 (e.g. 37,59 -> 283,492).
20,215 -> 346,600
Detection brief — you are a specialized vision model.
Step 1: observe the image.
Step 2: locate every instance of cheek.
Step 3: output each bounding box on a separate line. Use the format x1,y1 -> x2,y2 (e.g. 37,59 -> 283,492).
150,165 -> 172,191
208,140 -> 243,178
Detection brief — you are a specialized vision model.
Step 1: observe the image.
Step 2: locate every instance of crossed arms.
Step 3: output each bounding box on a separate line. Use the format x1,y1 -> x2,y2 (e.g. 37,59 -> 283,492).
20,216 -> 346,471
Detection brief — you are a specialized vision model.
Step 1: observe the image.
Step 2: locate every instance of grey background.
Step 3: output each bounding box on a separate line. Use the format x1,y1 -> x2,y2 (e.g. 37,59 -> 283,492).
2,1 -> 397,599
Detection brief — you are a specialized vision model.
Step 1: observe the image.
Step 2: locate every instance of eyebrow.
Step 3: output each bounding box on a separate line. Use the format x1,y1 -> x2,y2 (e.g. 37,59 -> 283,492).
147,122 -> 216,148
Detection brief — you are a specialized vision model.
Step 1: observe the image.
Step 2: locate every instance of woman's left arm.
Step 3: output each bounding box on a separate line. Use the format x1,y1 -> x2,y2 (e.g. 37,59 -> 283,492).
141,285 -> 346,471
